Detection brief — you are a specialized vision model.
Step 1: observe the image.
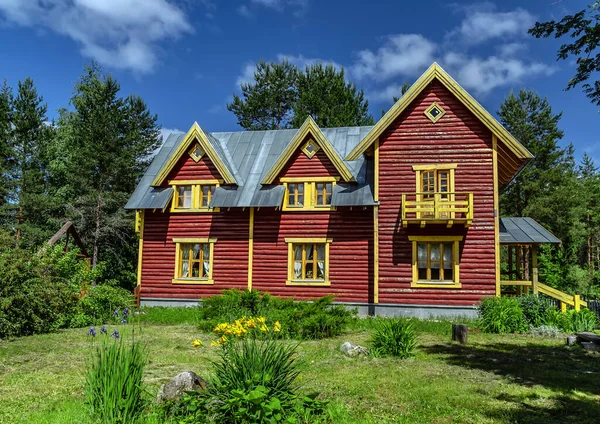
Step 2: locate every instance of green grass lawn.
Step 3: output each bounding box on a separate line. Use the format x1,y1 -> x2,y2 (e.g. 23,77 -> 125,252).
1,316 -> 599,423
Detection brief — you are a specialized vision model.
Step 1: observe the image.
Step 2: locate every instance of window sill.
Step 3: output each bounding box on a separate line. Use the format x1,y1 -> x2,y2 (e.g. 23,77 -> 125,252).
281,206 -> 336,212
172,278 -> 214,285
411,281 -> 461,289
170,208 -> 220,213
286,279 -> 331,287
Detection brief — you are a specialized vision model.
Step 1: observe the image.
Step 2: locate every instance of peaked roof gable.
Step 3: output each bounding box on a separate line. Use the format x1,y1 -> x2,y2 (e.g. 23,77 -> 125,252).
261,116 -> 356,184
151,122 -> 239,186
345,63 -> 533,162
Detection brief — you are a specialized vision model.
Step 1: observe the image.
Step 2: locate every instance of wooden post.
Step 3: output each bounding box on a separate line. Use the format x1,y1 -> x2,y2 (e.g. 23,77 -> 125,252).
561,302 -> 567,312
452,324 -> 468,344
516,245 -> 522,296
532,245 -> 539,294
574,294 -> 581,312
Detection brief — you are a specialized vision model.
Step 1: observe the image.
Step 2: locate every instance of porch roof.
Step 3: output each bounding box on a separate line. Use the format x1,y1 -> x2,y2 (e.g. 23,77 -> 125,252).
499,217 -> 561,245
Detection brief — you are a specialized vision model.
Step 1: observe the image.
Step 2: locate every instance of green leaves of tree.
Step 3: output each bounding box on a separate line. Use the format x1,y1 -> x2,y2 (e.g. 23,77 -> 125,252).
227,60 -> 374,130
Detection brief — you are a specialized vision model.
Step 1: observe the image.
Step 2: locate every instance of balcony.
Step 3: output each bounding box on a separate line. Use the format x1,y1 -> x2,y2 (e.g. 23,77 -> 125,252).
401,192 -> 473,228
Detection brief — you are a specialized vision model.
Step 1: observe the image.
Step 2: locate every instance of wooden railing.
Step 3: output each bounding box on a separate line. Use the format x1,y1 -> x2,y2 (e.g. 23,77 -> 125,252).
500,280 -> 587,311
401,192 -> 473,228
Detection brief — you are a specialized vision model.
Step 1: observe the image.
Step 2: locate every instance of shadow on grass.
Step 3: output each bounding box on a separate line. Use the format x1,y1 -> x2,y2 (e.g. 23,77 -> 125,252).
424,341 -> 600,423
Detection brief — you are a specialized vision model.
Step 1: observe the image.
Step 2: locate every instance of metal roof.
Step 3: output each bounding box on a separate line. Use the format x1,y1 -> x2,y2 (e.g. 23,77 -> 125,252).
499,217 -> 561,245
126,125 -> 375,209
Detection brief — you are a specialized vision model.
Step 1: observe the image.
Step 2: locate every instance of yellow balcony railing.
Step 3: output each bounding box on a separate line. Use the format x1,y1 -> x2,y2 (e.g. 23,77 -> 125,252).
401,192 -> 473,228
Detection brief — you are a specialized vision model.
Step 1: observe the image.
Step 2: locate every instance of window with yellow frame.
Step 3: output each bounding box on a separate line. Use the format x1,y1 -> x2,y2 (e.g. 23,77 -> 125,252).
412,164 -> 456,218
172,238 -> 216,284
285,238 -> 331,286
408,236 -> 462,288
281,177 -> 337,211
170,180 -> 220,212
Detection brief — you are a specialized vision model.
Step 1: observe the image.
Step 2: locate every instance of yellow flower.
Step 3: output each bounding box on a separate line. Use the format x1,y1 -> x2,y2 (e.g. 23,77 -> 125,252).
273,321 -> 281,333
246,318 -> 256,328
211,340 -> 219,347
218,335 -> 228,344
259,324 -> 268,332
256,316 -> 266,324
192,339 -> 203,348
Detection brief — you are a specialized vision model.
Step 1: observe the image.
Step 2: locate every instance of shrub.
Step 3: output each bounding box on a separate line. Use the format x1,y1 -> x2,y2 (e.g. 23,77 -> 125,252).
557,309 -> 598,333
517,294 -> 556,327
529,325 -> 562,338
198,290 -> 355,340
84,335 -> 147,424
71,283 -> 133,327
371,318 -> 417,358
477,296 -> 526,334
0,245 -> 96,338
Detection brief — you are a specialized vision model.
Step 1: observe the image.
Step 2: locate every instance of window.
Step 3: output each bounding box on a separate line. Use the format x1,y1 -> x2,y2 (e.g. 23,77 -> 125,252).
188,143 -> 205,162
301,139 -> 320,158
285,238 -> 331,286
170,180 -> 220,212
409,236 -> 461,288
172,238 -> 216,284
424,101 -> 446,123
281,178 -> 337,210
412,164 -> 456,218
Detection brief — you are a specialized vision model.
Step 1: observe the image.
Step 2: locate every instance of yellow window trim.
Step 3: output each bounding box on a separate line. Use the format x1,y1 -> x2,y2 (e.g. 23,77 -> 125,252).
408,236 -> 462,289
170,180 -> 221,213
301,139 -> 320,158
285,238 -> 332,286
188,143 -> 205,162
152,122 -> 237,186
412,164 -> 457,171
261,116 -> 355,184
172,238 -> 216,285
345,63 -> 533,162
281,178 -> 337,211
413,165 -> 456,212
424,101 -> 446,123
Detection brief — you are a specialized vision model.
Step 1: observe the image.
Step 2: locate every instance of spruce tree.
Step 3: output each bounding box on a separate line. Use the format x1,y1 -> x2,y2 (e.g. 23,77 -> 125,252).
291,63 -> 374,127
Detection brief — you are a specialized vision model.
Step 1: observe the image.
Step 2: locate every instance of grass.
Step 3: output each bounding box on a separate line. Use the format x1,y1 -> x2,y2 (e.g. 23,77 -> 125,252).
1,311 -> 599,423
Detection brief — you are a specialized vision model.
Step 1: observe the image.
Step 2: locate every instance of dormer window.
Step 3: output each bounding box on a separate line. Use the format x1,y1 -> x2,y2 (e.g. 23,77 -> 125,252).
281,178 -> 337,211
170,180 -> 220,212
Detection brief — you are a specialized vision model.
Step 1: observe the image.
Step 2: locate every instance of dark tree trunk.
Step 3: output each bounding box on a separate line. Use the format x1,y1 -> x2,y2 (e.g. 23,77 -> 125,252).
452,324 -> 468,344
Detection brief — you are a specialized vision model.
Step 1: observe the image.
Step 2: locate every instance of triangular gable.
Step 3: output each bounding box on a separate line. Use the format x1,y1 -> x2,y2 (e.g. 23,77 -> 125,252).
152,122 -> 238,186
345,63 -> 533,162
261,116 -> 355,184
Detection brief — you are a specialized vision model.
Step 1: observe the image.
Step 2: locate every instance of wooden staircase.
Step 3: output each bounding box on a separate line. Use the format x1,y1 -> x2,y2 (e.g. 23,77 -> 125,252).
537,282 -> 587,312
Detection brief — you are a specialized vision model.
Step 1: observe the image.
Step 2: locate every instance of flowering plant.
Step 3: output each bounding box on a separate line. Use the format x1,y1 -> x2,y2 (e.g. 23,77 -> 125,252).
209,316 -> 281,347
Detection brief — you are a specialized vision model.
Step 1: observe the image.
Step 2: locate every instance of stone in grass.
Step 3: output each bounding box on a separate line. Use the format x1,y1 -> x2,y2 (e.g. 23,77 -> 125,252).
340,342 -> 368,357
566,336 -> 577,346
157,371 -> 208,403
581,342 -> 600,352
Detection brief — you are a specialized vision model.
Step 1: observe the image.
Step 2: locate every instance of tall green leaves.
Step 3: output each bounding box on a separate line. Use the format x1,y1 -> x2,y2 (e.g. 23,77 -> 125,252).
228,60 -> 298,130
291,63 -> 373,127
228,60 -> 374,130
57,63 -> 161,283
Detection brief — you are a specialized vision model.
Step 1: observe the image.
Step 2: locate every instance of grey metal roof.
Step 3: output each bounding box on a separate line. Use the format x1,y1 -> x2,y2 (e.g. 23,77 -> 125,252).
499,217 -> 561,245
126,125 -> 375,209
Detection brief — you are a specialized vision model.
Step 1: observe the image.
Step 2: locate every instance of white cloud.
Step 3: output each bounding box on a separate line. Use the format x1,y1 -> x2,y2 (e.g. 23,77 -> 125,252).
0,0 -> 193,74
160,127 -> 183,141
244,0 -> 308,16
449,7 -> 536,45
497,42 -> 527,57
236,63 -> 256,87
237,5 -> 253,18
441,53 -> 555,95
252,0 -> 282,8
350,34 -> 437,81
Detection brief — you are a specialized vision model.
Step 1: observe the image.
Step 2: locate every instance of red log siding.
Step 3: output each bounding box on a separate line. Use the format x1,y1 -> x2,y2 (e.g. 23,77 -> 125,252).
252,208 -> 373,302
378,80 -> 496,306
165,153 -> 222,184
141,209 -> 249,299
279,135 -> 340,179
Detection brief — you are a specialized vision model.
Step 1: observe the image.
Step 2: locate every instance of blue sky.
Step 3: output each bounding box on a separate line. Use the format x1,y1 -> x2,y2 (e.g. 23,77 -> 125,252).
0,0 -> 598,164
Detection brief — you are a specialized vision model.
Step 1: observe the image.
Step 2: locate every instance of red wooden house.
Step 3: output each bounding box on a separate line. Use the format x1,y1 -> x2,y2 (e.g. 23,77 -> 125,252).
126,63 -> 579,317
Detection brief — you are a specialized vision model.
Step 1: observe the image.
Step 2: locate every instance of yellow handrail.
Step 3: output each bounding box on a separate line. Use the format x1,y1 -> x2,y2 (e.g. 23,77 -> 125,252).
537,283 -> 587,311
401,192 -> 473,222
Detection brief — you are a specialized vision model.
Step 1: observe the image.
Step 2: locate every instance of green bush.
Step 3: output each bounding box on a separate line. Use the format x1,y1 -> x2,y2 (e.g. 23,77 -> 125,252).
198,290 -> 355,340
0,245 -> 96,338
557,309 -> 598,333
72,283 -> 133,327
84,335 -> 147,424
477,296 -> 526,334
529,325 -> 562,338
371,318 -> 417,358
517,294 -> 556,327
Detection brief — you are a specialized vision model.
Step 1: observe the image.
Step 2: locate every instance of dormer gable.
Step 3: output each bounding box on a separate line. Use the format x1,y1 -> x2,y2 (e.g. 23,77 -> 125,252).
152,122 -> 239,187
261,116 -> 356,184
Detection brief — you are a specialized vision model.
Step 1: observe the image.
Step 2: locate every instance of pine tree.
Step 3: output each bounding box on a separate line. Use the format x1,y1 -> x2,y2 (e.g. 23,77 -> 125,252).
291,63 -> 374,127
57,63 -> 161,285
0,80 -> 13,218
579,153 -> 600,294
10,78 -> 51,246
227,60 -> 298,130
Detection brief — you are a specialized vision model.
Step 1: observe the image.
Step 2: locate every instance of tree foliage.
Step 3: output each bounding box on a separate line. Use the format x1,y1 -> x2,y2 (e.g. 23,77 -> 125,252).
228,60 -> 374,130
529,2 -> 600,106
291,63 -> 373,127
